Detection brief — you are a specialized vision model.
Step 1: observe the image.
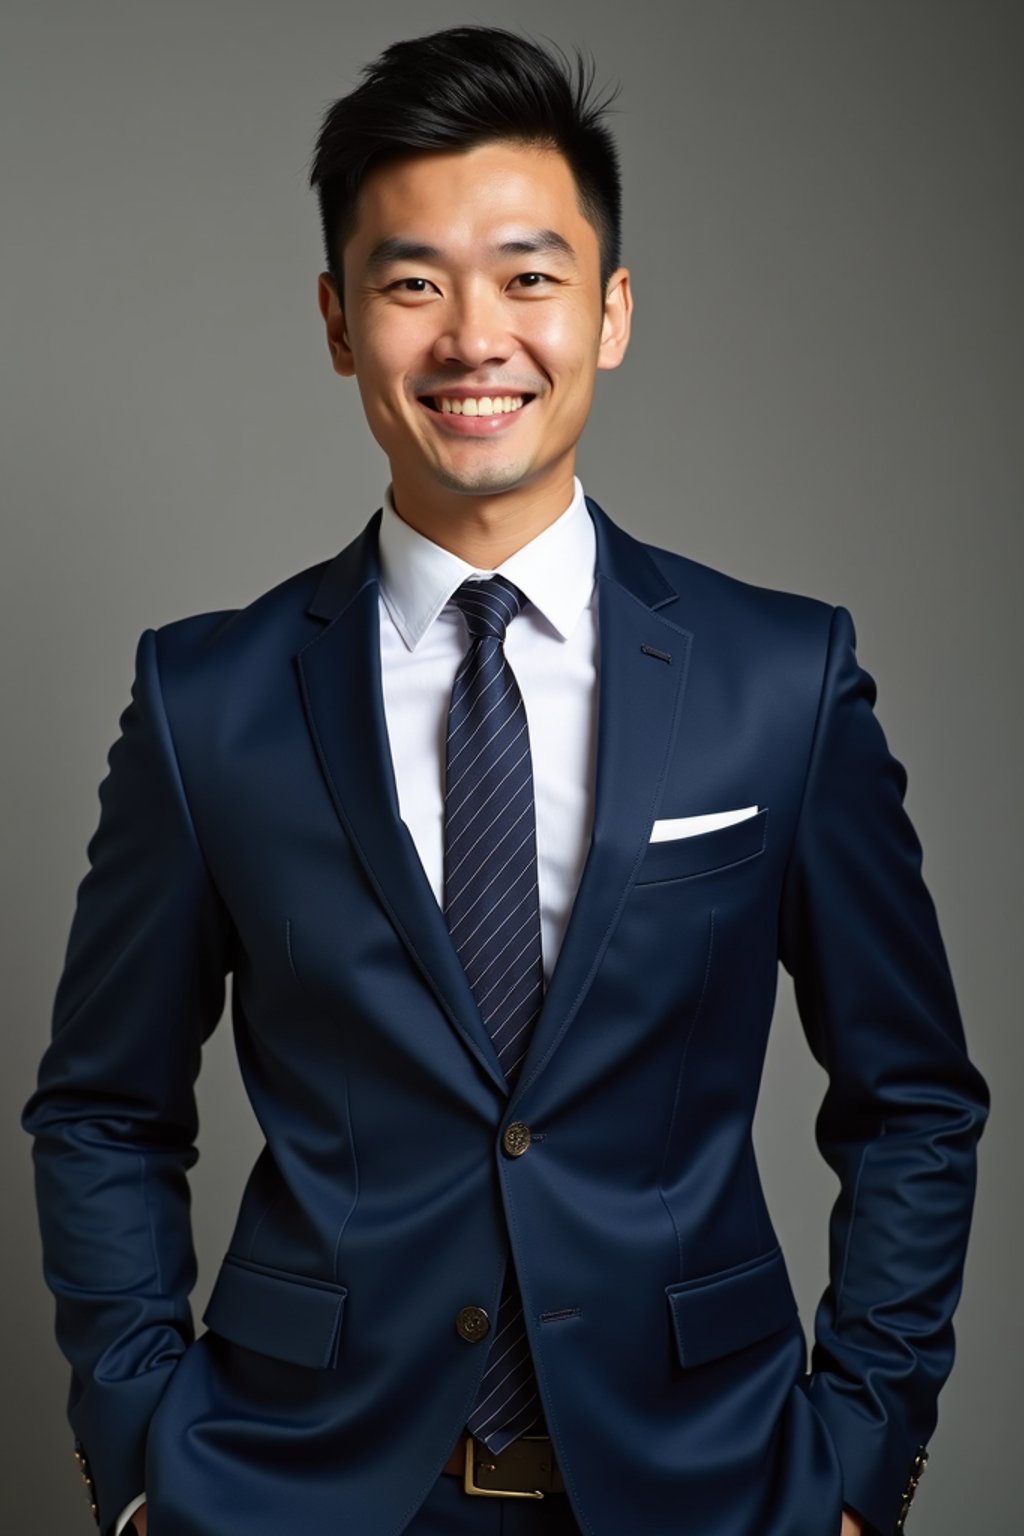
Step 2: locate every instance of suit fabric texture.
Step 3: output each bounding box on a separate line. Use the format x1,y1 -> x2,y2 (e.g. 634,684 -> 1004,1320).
24,498 -> 988,1536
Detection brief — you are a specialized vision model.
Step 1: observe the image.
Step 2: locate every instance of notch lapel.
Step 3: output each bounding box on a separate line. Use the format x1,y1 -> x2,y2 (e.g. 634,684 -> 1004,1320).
297,514 -> 508,1093
509,499 -> 692,1105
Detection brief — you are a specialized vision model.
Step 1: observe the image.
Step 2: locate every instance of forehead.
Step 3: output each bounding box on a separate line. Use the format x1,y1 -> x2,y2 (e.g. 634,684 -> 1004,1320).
348,140 -> 593,257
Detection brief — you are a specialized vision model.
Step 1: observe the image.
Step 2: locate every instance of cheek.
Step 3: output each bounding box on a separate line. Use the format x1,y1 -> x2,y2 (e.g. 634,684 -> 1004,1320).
523,307 -> 600,389
351,315 -> 423,403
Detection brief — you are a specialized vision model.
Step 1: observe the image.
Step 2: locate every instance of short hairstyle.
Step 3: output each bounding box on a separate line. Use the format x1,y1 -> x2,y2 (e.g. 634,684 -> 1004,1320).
308,26 -> 622,302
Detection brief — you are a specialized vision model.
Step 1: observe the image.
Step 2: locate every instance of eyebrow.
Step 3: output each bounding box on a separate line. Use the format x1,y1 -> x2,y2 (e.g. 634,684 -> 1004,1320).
364,229 -> 578,275
496,230 -> 578,263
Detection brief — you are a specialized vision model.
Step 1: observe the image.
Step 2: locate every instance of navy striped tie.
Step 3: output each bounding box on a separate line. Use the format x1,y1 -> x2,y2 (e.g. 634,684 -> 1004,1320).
443,573 -> 544,1451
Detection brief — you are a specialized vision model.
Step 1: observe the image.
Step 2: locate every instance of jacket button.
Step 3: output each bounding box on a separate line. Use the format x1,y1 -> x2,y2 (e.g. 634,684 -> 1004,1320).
502,1121 -> 532,1157
455,1305 -> 491,1342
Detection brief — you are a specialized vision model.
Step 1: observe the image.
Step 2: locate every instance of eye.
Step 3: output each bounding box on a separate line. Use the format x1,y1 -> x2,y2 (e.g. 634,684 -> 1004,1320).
510,272 -> 554,289
386,277 -> 439,296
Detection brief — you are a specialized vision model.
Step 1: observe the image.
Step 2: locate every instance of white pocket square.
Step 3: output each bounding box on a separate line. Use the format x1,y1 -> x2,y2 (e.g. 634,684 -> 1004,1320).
650,806 -> 760,843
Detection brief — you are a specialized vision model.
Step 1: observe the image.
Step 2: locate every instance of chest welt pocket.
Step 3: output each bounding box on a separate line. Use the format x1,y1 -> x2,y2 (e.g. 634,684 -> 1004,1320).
202,1254 -> 347,1369
665,1244 -> 797,1369
635,807 -> 768,886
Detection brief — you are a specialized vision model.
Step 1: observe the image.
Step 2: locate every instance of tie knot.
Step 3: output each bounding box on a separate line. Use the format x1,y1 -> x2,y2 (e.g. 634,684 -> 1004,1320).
450,575 -> 525,642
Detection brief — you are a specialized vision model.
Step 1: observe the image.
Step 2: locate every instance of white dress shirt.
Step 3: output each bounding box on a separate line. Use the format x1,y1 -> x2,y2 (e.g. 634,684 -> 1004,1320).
377,475 -> 599,983
114,477 -> 599,1534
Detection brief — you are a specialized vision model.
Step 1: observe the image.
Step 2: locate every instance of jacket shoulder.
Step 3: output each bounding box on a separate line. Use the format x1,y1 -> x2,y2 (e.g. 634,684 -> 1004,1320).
640,536 -> 837,647
147,555 -> 334,681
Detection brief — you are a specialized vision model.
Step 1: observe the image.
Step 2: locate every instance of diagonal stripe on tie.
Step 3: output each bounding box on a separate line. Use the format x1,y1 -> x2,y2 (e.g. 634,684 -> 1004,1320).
443,573 -> 544,1454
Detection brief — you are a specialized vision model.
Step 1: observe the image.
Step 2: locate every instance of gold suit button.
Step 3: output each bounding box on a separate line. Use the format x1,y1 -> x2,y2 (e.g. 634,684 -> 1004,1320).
895,1445 -> 929,1532
502,1121 -> 532,1157
455,1305 -> 491,1342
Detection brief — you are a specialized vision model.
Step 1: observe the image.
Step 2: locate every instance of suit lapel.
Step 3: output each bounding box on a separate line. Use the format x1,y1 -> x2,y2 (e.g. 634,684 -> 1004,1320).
509,499 -> 692,1103
297,514 -> 508,1093
296,498 -> 692,1102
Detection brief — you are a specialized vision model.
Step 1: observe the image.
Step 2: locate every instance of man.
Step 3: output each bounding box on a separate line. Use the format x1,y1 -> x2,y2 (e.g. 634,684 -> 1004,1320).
25,24 -> 988,1536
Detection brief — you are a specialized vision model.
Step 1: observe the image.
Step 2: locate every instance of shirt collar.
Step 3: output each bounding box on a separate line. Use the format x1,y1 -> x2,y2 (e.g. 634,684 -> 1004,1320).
377,476 -> 596,651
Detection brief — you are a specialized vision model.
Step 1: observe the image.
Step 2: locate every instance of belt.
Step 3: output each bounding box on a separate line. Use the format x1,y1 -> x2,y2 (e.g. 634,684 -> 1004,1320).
443,1432 -> 566,1498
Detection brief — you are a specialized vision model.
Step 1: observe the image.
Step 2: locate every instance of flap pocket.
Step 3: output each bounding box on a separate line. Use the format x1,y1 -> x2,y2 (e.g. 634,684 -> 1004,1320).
636,807 -> 768,886
665,1245 -> 797,1369
202,1255 -> 347,1369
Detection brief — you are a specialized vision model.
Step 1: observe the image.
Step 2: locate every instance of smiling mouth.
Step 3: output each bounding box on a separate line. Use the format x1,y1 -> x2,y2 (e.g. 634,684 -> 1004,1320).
418,394 -> 535,416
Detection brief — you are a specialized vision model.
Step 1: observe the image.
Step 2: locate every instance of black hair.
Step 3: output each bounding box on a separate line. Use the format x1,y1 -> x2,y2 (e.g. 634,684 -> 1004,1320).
308,26 -> 622,302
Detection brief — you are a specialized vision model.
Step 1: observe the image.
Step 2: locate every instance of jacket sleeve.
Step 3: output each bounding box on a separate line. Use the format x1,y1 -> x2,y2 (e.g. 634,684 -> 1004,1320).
779,604 -> 989,1534
23,626 -> 231,1533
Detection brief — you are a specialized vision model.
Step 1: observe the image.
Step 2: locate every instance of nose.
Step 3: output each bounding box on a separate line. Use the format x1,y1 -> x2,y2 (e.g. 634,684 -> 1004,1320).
431,281 -> 515,370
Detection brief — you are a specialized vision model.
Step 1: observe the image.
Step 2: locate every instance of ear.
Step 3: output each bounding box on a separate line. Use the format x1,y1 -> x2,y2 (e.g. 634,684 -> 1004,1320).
317,272 -> 356,378
597,267 -> 633,372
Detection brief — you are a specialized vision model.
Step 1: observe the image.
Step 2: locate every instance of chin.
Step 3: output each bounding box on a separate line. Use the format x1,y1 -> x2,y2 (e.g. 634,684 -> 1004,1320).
430,459 -> 537,497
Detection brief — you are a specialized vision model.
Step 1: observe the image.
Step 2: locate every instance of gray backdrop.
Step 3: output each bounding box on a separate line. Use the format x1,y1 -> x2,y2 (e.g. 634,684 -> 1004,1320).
3,1 -> 1020,1529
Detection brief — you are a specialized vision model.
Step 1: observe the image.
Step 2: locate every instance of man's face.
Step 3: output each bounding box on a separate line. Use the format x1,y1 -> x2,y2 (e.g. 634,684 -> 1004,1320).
318,140 -> 631,511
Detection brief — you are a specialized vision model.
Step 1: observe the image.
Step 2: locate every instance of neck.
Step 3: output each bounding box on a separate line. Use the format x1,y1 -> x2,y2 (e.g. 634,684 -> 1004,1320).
388,466 -> 577,568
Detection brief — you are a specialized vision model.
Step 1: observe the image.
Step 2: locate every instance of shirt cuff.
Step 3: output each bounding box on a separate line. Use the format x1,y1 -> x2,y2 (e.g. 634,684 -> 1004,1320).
114,1493 -> 146,1534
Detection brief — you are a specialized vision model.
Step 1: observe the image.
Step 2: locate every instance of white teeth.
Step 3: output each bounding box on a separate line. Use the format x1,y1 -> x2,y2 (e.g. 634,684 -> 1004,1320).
437,395 -> 525,416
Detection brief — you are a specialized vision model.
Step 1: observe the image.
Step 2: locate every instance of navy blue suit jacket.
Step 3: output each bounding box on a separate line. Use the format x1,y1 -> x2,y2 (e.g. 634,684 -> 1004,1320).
25,499 -> 988,1536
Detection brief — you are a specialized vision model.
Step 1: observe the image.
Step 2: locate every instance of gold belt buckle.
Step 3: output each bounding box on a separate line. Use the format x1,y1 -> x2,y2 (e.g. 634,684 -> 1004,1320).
463,1433 -> 547,1499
